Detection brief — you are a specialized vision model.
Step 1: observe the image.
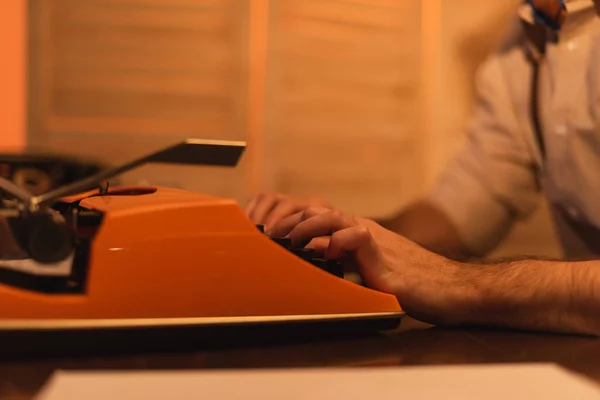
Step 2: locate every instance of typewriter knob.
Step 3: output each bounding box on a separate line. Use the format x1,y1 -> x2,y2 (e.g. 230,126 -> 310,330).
12,213 -> 74,264
12,167 -> 53,196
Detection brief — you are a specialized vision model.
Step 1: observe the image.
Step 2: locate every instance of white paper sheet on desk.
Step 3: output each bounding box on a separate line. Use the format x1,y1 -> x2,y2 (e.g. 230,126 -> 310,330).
35,363 -> 600,399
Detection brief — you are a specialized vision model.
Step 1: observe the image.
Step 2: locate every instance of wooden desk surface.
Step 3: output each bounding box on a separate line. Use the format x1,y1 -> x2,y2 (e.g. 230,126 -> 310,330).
1,318 -> 600,399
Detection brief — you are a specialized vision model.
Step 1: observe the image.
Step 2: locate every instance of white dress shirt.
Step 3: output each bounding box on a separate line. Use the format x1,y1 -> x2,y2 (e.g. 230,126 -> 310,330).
427,0 -> 600,259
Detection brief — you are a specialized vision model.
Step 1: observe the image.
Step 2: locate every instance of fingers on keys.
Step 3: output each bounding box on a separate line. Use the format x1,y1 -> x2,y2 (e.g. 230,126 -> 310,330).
305,236 -> 330,255
268,206 -> 330,238
264,201 -> 305,232
287,208 -> 378,264
245,193 -> 306,231
245,193 -> 279,224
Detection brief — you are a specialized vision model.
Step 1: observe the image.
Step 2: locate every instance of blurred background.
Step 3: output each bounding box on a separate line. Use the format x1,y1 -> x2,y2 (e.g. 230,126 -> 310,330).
0,0 -> 561,259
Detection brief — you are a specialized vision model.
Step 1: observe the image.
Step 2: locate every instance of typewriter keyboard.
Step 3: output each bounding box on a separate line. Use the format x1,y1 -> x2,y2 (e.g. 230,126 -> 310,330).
256,224 -> 344,278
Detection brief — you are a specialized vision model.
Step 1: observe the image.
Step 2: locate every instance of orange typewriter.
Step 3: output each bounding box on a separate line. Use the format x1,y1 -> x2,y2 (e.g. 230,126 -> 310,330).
0,139 -> 403,337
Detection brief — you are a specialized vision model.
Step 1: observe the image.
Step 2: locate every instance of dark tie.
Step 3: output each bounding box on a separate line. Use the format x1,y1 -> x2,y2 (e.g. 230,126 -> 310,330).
529,0 -> 568,29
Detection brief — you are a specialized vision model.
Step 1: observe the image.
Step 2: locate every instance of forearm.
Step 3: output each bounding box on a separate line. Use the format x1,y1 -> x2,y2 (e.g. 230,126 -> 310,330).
374,201 -> 474,260
455,258 -> 600,336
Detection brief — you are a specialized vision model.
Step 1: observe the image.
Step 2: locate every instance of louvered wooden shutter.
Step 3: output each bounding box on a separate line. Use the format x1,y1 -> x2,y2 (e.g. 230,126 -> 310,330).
28,0 -> 424,210
264,0 -> 423,217
28,0 -> 249,200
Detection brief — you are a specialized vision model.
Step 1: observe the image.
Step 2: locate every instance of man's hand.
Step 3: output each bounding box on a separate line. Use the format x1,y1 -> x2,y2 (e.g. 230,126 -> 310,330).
272,207 -> 476,326
273,207 -> 600,336
244,193 -> 332,233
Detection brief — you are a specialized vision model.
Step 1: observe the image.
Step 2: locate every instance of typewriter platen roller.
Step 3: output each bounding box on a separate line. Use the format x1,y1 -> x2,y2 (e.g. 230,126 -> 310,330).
0,149 -> 109,196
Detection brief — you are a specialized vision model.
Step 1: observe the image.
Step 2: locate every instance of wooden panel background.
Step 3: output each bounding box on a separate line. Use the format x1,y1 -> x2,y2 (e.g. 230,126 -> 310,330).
27,0 -> 250,202
263,0 -> 423,217
28,0 -> 424,217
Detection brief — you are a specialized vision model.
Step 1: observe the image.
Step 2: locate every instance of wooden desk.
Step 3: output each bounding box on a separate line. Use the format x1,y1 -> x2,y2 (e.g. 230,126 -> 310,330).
1,318 -> 600,399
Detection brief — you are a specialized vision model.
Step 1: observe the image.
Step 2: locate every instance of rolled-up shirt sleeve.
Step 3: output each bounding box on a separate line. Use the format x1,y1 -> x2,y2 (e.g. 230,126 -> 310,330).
426,54 -> 542,256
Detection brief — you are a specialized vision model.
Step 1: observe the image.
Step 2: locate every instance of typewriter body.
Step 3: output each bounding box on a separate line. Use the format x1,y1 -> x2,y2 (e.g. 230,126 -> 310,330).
0,139 -> 403,334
